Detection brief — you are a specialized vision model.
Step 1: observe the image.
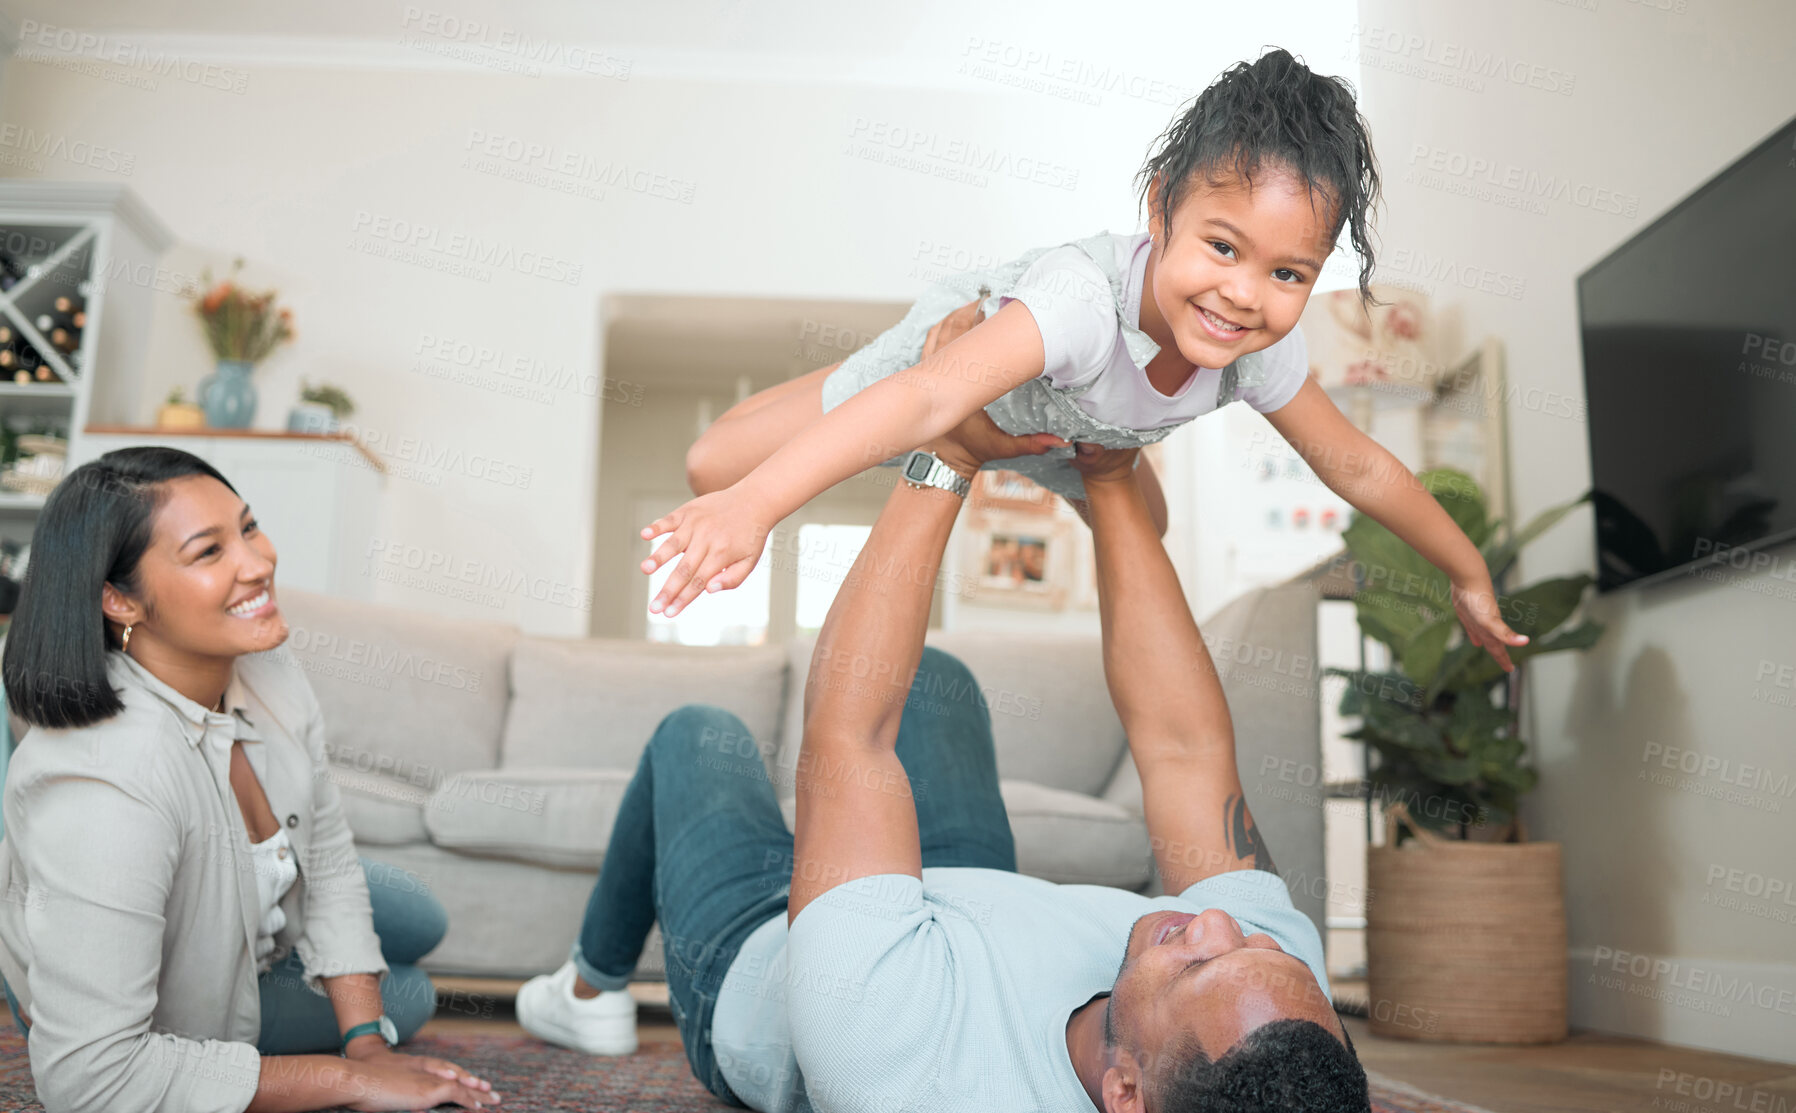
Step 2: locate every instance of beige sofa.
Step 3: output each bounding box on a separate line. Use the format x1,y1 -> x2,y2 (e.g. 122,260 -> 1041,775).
274,580 -> 1328,980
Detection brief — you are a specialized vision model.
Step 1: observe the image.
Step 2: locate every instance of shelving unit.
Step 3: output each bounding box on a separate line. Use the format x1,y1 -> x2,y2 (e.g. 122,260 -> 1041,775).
0,182 -> 175,547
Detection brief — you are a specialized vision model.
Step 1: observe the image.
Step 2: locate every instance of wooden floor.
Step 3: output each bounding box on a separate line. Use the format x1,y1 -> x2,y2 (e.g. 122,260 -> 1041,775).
427,978 -> 1796,1113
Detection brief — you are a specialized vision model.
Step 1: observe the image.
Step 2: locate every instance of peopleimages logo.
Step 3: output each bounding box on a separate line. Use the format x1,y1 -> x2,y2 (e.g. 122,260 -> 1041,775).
284,626 -> 482,693
349,210 -> 583,286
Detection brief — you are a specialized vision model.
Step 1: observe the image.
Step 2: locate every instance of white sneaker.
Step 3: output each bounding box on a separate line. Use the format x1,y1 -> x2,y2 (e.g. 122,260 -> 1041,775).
516,960 -> 638,1055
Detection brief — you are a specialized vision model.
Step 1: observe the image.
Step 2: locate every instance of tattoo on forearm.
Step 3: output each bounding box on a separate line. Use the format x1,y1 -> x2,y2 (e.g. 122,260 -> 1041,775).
1225,794 -> 1277,874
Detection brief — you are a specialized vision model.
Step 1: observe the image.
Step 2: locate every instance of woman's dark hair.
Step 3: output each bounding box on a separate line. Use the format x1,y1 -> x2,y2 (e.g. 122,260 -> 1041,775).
1135,47 -> 1384,310
2,446 -> 238,729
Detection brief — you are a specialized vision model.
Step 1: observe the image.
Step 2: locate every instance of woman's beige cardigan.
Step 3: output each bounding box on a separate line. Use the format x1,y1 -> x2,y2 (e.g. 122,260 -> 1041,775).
0,647 -> 387,1113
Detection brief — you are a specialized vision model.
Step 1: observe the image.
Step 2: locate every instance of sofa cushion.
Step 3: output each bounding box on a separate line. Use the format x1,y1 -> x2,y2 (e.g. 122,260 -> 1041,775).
1000,780 -> 1151,889
774,779 -> 1149,891
777,634 -> 1128,799
327,766 -> 431,846
424,768 -> 632,869
500,639 -> 788,771
275,586 -> 518,785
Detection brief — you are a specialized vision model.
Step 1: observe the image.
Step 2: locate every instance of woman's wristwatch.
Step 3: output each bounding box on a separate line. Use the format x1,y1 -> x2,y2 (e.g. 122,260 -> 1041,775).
901,450 -> 972,498
341,1014 -> 398,1055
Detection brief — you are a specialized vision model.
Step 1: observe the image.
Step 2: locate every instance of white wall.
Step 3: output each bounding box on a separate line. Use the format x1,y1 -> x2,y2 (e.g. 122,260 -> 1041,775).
1352,0 -> 1796,1063
0,2 -> 1353,636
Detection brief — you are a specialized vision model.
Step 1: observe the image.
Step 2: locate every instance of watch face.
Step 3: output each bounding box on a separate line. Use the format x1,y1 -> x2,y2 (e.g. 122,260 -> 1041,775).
905,454 -> 935,481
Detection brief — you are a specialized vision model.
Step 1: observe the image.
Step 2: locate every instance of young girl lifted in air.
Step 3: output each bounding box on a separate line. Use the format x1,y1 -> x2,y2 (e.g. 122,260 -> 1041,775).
642,48 -> 1530,671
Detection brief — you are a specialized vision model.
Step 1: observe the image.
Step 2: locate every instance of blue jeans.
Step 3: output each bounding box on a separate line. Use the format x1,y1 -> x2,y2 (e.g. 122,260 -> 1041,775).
571,647 -> 1018,1105
4,858 -> 447,1052
257,858 -> 448,1053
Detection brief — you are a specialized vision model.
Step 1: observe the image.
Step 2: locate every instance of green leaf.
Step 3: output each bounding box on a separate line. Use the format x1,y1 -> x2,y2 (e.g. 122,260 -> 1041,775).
1398,616 -> 1455,690
1483,762 -> 1539,793
1342,512 -> 1445,604
1418,468 -> 1494,548
1357,692 -> 1447,756
1500,574 -> 1594,639
1354,609 -> 1407,653
1456,618 -> 1607,690
1355,589 -> 1445,646
1334,670 -> 1424,719
1447,687 -> 1511,743
1417,751 -> 1481,785
1482,492 -> 1590,581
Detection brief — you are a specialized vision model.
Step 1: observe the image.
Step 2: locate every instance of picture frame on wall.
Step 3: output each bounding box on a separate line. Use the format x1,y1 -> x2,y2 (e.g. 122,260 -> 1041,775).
967,512 -> 1072,610
970,468 -> 1058,516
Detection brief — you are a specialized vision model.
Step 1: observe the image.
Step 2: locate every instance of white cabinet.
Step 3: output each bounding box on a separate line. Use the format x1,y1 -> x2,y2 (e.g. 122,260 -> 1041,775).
73,430 -> 383,601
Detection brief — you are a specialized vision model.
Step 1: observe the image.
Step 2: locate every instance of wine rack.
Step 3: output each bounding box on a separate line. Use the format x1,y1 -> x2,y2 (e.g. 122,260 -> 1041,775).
0,183 -> 174,540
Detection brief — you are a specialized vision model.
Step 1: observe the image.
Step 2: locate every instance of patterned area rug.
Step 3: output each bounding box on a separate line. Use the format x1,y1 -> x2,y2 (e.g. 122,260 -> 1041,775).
0,1028 -> 1497,1111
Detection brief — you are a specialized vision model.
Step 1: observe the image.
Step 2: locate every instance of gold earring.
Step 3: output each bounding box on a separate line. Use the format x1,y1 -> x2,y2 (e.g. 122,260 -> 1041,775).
122,623 -> 133,651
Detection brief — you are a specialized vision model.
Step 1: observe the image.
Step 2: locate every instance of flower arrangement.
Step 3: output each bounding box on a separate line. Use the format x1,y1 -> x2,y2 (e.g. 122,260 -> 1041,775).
191,258 -> 294,364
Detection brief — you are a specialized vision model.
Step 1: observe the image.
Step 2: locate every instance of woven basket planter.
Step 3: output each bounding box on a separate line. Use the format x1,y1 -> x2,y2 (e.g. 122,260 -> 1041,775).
1365,804 -> 1568,1044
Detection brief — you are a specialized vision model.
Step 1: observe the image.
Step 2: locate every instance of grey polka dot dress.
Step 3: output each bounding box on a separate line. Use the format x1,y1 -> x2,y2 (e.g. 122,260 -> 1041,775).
821,230 -> 1269,501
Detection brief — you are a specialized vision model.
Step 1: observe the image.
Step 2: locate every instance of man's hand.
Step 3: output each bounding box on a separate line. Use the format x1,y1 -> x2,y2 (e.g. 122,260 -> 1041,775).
1069,442 -> 1140,486
919,294 -> 1066,480
922,293 -> 989,360
926,412 -> 1066,482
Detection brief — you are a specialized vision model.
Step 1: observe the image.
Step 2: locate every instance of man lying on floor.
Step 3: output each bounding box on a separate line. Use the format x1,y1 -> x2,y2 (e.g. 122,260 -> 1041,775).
516,411 -> 1370,1112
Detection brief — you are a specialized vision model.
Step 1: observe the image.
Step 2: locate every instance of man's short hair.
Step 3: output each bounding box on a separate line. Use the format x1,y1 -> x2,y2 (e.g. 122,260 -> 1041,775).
1150,1018 -> 1369,1112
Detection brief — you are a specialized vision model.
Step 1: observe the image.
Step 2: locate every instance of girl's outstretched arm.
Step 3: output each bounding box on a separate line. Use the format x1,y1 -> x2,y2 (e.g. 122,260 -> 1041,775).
641,299 -> 1058,617
1263,377 -> 1529,672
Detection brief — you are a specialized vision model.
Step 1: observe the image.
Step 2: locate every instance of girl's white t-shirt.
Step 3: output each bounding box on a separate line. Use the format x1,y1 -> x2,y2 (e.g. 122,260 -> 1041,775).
997,230 -> 1311,429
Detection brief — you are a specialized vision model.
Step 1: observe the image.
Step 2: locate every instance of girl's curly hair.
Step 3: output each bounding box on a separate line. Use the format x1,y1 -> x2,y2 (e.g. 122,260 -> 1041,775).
1135,47 -> 1383,309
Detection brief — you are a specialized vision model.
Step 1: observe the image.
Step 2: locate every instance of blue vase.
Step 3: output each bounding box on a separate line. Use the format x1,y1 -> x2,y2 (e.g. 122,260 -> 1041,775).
199,359 -> 257,429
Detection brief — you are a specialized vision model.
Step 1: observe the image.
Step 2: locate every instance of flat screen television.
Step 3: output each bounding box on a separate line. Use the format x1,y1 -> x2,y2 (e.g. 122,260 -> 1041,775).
1576,114 -> 1796,592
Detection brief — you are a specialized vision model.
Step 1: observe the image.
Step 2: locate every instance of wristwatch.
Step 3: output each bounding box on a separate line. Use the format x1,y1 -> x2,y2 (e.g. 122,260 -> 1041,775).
341,1015 -> 398,1055
901,450 -> 971,498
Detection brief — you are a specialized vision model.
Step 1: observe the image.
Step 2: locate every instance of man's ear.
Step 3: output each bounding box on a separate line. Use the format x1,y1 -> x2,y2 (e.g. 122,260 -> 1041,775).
1100,1058 -> 1146,1113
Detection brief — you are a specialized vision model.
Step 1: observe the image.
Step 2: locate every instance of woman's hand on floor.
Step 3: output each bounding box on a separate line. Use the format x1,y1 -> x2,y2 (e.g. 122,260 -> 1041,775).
345,1043 -> 494,1093
343,1049 -> 502,1110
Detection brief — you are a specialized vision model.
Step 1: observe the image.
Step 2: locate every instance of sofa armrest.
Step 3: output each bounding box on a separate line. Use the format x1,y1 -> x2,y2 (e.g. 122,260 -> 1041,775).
1099,581 -> 1327,924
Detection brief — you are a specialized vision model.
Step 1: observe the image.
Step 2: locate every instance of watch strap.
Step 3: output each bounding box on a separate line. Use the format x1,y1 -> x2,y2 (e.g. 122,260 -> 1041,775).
341,1017 -> 395,1052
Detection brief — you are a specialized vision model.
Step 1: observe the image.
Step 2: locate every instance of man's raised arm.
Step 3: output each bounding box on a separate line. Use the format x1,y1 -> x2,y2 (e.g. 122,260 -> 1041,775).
787,418 -> 1065,924
1075,444 -> 1278,895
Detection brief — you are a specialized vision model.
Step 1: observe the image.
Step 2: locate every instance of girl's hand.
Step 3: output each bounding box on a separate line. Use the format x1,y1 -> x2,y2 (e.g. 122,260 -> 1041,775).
639,489 -> 772,617
1451,574 -> 1529,673
344,1052 -> 501,1110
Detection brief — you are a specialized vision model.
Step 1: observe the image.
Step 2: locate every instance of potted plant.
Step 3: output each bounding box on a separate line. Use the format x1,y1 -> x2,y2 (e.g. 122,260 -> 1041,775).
1330,467 -> 1603,1045
288,379 -> 355,434
156,386 -> 206,430
187,259 -> 295,429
